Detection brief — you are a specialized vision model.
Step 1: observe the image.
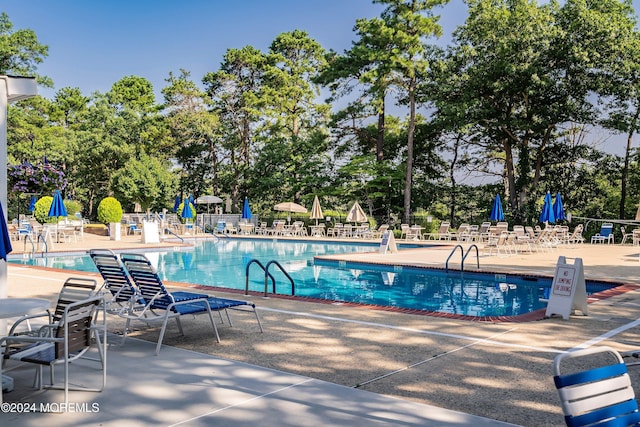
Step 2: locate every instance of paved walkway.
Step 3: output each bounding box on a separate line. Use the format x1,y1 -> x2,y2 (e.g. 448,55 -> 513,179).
3,231 -> 640,426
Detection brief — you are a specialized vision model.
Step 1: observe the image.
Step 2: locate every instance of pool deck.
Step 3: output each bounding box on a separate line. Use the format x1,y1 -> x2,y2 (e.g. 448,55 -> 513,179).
3,232 -> 640,426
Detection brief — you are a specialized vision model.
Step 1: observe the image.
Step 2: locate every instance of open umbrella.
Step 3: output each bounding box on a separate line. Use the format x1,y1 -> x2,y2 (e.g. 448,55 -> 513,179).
553,192 -> 566,221
346,201 -> 367,223
173,196 -> 181,213
310,195 -> 324,225
195,195 -> 223,214
539,191 -> 556,224
489,194 -> 504,222
274,202 -> 307,224
0,202 -> 13,261
242,197 -> 252,220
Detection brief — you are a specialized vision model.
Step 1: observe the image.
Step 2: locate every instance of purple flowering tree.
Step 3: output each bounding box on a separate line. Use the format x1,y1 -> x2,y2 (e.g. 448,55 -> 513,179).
8,160 -> 67,196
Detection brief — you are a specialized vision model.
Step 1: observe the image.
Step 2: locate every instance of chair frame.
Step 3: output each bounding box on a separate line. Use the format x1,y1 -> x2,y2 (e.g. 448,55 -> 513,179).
119,253 -> 263,355
0,295 -> 107,405
553,346 -> 640,427
8,277 -> 98,337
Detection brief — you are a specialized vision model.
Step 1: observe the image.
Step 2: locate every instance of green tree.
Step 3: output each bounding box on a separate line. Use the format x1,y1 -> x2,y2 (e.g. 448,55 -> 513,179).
203,46 -> 266,208
163,69 -> 220,200
255,30 -> 331,205
371,0 -> 448,224
111,152 -> 177,212
0,12 -> 51,85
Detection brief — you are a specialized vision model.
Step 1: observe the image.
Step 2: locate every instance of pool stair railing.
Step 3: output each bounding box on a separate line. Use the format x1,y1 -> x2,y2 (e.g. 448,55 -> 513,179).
245,259 -> 295,297
21,232 -> 48,257
163,227 -> 184,243
445,244 -> 479,273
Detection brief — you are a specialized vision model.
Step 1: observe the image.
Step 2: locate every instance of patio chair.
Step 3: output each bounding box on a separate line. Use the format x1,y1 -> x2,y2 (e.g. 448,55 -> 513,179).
120,253 -> 263,355
621,226 -> 635,245
553,346 -> 640,427
0,295 -> 107,405
591,223 -> 614,244
89,249 -> 140,315
426,221 -> 451,240
8,277 -> 98,337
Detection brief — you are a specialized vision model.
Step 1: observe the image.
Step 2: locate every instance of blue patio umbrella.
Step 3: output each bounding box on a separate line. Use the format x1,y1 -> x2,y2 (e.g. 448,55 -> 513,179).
0,202 -> 13,261
242,197 -> 252,220
173,196 -> 181,213
553,192 -> 566,221
28,195 -> 36,212
539,191 -> 556,223
48,190 -> 67,218
489,194 -> 505,221
181,199 -> 194,220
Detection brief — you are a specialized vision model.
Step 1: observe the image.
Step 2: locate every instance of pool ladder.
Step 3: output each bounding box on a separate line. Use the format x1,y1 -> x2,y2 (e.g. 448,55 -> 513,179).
245,259 -> 295,297
445,244 -> 479,273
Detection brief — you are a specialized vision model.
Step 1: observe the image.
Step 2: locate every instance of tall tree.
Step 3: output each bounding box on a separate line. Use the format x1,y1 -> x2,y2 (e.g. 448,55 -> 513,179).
257,30 -> 331,204
593,0 -> 640,218
203,46 -> 266,209
163,70 -> 220,199
372,0 -> 447,224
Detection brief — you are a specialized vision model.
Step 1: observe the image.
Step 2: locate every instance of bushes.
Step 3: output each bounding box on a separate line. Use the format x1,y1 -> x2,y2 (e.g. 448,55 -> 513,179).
33,196 -> 83,223
97,197 -> 123,224
33,196 -> 54,224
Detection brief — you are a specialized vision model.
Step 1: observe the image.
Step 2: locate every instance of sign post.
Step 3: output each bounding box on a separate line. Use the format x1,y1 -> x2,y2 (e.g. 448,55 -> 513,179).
379,230 -> 398,254
545,256 -> 588,320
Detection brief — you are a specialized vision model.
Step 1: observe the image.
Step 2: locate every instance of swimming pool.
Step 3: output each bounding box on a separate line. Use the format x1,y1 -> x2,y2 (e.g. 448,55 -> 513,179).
10,238 -> 615,317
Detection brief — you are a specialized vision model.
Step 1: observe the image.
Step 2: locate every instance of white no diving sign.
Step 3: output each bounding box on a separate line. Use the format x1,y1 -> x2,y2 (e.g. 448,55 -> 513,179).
545,256 -> 588,320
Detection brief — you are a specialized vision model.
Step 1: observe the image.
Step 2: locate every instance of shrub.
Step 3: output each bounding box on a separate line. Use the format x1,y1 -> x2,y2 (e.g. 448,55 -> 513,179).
97,197 -> 123,224
64,200 -> 82,218
34,196 -> 54,224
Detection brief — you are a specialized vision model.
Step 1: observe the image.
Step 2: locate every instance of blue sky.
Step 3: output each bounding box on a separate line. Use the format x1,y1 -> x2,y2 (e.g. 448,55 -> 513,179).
3,0 -> 639,158
2,0 -> 468,100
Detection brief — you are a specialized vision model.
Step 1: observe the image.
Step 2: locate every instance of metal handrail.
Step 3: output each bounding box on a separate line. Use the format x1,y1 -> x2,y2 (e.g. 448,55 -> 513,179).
445,244 -> 480,273
445,245 -> 464,273
22,233 -> 35,254
265,260 -> 295,297
164,228 -> 184,243
245,259 -> 276,296
195,224 -> 220,241
461,244 -> 480,271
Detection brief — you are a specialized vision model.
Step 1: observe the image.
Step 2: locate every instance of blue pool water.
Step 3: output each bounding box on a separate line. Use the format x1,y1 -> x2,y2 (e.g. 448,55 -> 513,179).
10,238 -> 615,317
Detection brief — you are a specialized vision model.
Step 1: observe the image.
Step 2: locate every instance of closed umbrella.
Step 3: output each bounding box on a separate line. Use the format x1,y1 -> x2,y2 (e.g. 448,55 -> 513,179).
28,195 -> 36,213
242,197 -> 252,220
0,202 -> 13,261
181,199 -> 194,220
48,190 -> 68,243
553,192 -> 566,221
346,201 -> 367,223
489,194 -> 505,222
173,196 -> 181,213
539,192 -> 556,224
310,195 -> 324,225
